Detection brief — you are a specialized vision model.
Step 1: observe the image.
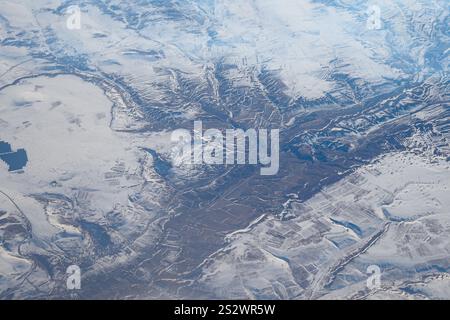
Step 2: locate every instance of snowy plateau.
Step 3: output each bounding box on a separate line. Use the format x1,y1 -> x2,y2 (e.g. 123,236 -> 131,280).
0,0 -> 449,299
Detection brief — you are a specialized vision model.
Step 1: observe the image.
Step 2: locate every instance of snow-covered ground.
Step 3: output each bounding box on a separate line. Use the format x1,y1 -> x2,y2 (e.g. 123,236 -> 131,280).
0,0 -> 448,299
190,151 -> 450,299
